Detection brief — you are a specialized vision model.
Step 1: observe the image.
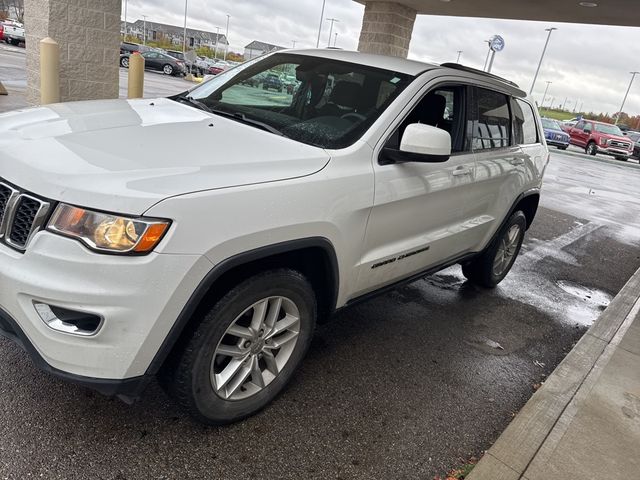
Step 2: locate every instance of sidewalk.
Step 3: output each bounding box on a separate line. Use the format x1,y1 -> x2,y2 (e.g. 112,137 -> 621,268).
468,267 -> 640,479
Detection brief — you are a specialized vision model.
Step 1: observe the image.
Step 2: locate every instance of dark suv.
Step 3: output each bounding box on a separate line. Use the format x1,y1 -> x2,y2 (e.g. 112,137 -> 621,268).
262,73 -> 283,92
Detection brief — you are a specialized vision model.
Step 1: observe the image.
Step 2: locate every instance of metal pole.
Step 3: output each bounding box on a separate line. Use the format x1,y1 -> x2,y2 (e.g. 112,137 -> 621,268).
326,18 -> 339,47
483,41 -> 491,71
615,71 -> 639,125
456,50 -> 462,63
549,96 -> 555,109
142,15 -> 147,45
541,81 -> 551,106
182,0 -> 188,54
224,14 -> 230,60
487,49 -> 496,73
561,97 -> 568,111
578,101 -> 584,113
215,26 -> 220,58
316,0 -> 326,48
334,32 -> 338,47
529,27 -> 557,95
292,40 -> 296,48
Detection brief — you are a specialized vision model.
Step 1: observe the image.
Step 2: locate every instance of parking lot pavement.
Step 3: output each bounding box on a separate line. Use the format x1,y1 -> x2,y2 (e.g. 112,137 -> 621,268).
0,152 -> 638,479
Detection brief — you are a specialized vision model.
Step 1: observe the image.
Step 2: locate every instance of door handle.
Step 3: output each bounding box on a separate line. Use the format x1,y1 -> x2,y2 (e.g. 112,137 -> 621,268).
452,167 -> 472,177
510,158 -> 525,166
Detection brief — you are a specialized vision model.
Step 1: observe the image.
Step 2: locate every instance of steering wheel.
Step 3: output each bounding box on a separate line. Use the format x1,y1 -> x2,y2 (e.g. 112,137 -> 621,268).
341,113 -> 366,122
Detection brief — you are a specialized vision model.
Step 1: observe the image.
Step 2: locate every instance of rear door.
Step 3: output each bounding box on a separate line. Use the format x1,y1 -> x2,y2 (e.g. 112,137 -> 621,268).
463,87 -> 525,250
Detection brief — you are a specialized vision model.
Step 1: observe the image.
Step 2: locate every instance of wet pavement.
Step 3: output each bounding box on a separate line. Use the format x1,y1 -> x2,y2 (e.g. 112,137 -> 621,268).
0,153 -> 639,479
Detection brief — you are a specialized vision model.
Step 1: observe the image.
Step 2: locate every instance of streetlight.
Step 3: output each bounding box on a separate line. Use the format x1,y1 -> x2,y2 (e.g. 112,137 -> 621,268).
316,0 -> 326,48
142,15 -> 147,45
224,14 -> 231,60
541,81 -> 552,106
482,40 -> 491,71
292,40 -> 297,48
529,27 -> 557,95
334,32 -> 338,47
615,71 -> 639,125
326,18 -> 339,47
182,0 -> 188,54
214,26 -> 220,59
456,50 -> 463,63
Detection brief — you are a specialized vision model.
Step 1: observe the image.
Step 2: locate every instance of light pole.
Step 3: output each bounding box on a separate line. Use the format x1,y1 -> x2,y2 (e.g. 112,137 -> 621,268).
292,40 -> 297,48
182,0 -> 188,54
316,0 -> 326,48
561,97 -> 568,111
456,50 -> 462,63
541,81 -> 552,106
142,15 -> 147,45
214,26 -> 220,59
615,71 -> 639,125
326,18 -> 339,47
483,40 -> 491,71
224,14 -> 230,60
529,27 -> 557,95
334,32 -> 338,47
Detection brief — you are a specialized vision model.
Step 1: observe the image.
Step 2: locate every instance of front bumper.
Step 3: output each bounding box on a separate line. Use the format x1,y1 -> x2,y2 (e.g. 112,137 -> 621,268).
547,139 -> 569,148
0,231 -> 212,392
597,146 -> 631,158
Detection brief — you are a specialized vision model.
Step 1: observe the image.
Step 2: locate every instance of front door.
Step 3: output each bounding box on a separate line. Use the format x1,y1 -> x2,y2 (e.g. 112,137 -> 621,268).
355,83 -> 476,296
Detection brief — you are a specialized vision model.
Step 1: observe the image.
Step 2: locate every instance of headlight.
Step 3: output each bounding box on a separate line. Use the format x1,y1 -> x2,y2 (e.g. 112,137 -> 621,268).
600,137 -> 609,146
47,204 -> 170,254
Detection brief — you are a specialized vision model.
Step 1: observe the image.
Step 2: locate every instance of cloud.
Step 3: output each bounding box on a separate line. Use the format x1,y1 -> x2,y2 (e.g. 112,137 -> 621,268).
122,0 -> 640,116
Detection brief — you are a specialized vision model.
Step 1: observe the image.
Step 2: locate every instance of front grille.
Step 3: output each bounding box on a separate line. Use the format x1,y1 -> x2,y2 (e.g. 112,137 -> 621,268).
0,180 -> 51,252
610,140 -> 631,149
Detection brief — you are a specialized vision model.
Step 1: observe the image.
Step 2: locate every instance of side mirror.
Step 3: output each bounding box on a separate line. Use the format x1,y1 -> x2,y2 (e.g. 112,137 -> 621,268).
400,123 -> 451,162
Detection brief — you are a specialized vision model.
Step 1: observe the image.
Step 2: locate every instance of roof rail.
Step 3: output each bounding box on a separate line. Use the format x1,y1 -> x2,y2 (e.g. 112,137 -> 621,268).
440,63 -> 520,89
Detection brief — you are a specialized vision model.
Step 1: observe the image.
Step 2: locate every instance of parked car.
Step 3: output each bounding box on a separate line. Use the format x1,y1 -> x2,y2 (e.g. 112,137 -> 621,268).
541,118 -> 570,150
0,51 -> 548,425
2,20 -> 25,46
165,50 -> 200,74
262,73 -> 283,91
625,131 -> 640,159
120,51 -> 186,76
120,42 -> 150,56
195,56 -> 217,76
208,61 -> 229,75
0,22 -> 4,42
568,119 -> 634,160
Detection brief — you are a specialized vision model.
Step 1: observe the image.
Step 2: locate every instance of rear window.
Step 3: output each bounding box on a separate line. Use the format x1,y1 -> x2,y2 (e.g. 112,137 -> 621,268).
513,99 -> 538,145
472,88 -> 511,150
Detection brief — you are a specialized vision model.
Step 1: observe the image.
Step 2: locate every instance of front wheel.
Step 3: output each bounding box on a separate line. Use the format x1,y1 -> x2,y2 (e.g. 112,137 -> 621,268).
163,269 -> 317,425
163,64 -> 174,75
462,211 -> 526,288
558,146 -> 568,150
614,156 -> 628,161
120,57 -> 129,68
586,142 -> 598,156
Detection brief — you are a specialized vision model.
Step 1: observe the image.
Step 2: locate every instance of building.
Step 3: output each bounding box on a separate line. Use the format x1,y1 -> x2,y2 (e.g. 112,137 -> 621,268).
244,40 -> 285,60
122,19 -> 228,52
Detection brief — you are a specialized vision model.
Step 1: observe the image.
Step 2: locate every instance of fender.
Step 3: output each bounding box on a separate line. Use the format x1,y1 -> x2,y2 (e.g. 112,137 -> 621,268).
145,236 -> 339,375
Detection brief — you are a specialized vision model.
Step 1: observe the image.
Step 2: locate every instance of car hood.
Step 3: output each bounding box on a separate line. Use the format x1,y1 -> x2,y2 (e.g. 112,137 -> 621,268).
0,98 -> 330,214
545,128 -> 567,134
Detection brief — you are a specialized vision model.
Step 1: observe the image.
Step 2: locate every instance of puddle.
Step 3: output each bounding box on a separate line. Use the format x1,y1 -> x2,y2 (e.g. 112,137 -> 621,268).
556,280 -> 612,307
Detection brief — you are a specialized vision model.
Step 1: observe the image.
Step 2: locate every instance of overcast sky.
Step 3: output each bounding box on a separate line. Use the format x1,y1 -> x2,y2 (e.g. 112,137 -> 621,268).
122,0 -> 640,116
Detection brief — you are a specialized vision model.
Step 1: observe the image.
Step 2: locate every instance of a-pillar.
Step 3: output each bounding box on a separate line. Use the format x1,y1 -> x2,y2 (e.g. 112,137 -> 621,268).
24,0 -> 121,104
357,1 -> 417,58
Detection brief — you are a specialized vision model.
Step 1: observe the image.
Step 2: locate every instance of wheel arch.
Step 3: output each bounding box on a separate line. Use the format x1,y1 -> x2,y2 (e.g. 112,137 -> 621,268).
147,237 -> 339,375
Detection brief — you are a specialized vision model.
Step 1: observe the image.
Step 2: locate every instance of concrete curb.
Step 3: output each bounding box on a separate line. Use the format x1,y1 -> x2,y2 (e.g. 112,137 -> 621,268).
467,266 -> 640,480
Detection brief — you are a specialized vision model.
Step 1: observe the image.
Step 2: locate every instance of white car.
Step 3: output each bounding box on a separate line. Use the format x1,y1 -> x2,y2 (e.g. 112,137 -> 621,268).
0,50 -> 548,424
2,20 -> 25,46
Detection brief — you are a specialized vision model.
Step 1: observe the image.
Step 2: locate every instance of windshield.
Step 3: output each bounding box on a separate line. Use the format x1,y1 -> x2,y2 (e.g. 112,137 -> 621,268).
186,53 -> 414,149
626,132 -> 640,142
541,118 -> 561,130
594,123 -> 624,136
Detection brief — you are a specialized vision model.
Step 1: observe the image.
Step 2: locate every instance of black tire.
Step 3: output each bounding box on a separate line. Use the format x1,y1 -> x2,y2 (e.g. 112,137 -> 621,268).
163,269 -> 316,425
462,211 -> 527,288
163,64 -> 174,75
558,146 -> 568,150
614,156 -> 627,161
120,57 -> 129,68
586,141 -> 598,156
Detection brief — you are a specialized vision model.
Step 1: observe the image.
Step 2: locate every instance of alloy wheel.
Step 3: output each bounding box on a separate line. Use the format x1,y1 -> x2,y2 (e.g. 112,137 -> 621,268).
211,296 -> 301,401
492,224 -> 521,277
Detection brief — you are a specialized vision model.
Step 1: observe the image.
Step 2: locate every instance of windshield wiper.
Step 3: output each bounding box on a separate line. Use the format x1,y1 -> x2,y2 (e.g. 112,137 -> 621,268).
209,108 -> 285,137
176,95 -> 213,113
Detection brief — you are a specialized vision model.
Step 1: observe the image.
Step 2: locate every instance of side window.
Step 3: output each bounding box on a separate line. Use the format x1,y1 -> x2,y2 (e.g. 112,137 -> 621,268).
472,88 -> 511,150
575,120 -> 585,130
387,85 -> 469,153
513,99 -> 538,144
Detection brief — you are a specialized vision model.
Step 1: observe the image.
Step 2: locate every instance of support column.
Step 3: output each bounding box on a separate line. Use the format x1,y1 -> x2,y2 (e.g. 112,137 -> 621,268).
357,1 -> 417,58
24,0 -> 121,104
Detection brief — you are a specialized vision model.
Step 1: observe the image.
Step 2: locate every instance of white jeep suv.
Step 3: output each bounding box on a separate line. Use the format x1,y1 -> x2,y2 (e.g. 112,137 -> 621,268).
0,50 -> 548,424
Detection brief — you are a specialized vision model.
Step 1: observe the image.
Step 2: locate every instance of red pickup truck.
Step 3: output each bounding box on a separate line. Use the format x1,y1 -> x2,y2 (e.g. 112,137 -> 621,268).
568,119 -> 633,160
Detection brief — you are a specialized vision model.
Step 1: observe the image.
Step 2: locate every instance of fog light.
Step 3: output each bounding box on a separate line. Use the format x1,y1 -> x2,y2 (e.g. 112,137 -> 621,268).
34,303 -> 103,336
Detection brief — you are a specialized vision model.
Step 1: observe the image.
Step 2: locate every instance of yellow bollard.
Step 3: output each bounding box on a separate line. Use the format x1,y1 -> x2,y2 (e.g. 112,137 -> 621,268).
40,37 -> 60,104
127,52 -> 144,99
0,81 -> 7,95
